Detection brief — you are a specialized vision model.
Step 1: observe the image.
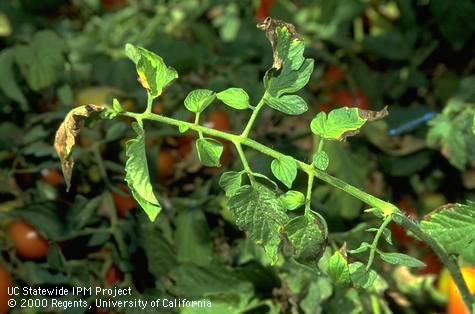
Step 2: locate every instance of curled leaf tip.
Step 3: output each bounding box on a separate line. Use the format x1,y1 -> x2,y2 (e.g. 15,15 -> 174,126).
54,104 -> 105,191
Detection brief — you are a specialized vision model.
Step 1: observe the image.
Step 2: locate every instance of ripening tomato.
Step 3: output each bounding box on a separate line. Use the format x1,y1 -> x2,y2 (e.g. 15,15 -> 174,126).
101,0 -> 126,10
152,104 -> 163,115
323,65 -> 345,87
8,221 -> 49,259
40,168 -> 63,187
105,265 -> 123,286
330,89 -> 370,110
156,149 -> 176,180
448,267 -> 475,314
206,109 -> 231,131
255,0 -> 275,20
417,251 -> 442,275
111,184 -> 136,217
0,264 -> 13,314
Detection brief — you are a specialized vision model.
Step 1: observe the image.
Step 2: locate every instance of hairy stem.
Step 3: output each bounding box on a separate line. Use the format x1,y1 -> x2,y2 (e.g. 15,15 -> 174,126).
366,215 -> 393,271
395,213 -> 475,311
242,97 -> 266,138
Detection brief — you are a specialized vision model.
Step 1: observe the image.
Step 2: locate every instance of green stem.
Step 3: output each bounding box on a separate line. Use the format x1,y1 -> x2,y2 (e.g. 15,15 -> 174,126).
242,97 -> 266,138
395,213 -> 475,312
123,111 -> 398,215
194,112 -> 204,139
145,92 -> 153,113
305,173 -> 314,213
234,142 -> 256,185
366,215 -> 393,271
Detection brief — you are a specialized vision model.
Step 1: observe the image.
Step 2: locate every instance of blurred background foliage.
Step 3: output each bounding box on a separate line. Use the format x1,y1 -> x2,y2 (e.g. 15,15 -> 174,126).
0,0 -> 474,313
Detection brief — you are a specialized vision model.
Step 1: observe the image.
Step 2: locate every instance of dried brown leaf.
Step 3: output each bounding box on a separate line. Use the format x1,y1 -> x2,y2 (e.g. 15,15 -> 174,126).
257,17 -> 299,70
359,105 -> 389,122
54,104 -> 105,191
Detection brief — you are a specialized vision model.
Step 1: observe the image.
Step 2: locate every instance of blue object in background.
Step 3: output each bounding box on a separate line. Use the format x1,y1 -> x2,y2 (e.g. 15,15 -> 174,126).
388,111 -> 438,136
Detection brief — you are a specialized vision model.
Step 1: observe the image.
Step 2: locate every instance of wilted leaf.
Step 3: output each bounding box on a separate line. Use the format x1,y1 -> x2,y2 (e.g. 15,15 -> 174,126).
54,104 -> 105,191
125,123 -> 162,221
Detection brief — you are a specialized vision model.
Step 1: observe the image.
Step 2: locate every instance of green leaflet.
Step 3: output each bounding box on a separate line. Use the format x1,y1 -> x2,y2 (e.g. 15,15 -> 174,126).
327,251 -> 350,285
228,184 -> 289,263
184,89 -> 216,113
348,242 -> 371,254
284,212 -> 327,262
420,202 -> 475,263
279,190 -> 305,210
14,30 -> 67,91
266,59 -> 314,97
349,262 -> 378,289
311,106 -> 389,141
264,94 -> 308,115
125,123 -> 161,221
125,43 -> 178,98
378,252 -> 426,268
311,107 -> 366,140
313,150 -> 329,171
196,137 -> 223,167
219,171 -> 243,197
217,88 -> 250,110
271,155 -> 297,188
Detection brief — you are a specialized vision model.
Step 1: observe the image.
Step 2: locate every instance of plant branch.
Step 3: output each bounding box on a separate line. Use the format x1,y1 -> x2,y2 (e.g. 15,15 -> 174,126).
366,214 -> 393,271
241,96 -> 266,138
123,111 -> 399,215
395,213 -> 475,311
234,142 -> 256,185
305,173 -> 314,213
145,92 -> 153,113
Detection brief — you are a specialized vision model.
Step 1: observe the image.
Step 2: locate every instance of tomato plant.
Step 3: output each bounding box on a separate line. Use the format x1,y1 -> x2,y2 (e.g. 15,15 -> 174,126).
8,221 -> 49,259
1,2 -> 475,313
50,17 -> 475,313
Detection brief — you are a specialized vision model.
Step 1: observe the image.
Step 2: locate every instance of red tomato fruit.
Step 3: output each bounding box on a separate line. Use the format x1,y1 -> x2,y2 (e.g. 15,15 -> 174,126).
111,184 -> 136,217
8,221 -> 49,259
255,0 -> 275,20
206,109 -> 231,131
41,168 -> 64,187
330,89 -> 370,110
156,149 -> 176,180
105,265 -> 123,286
323,65 -> 345,87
